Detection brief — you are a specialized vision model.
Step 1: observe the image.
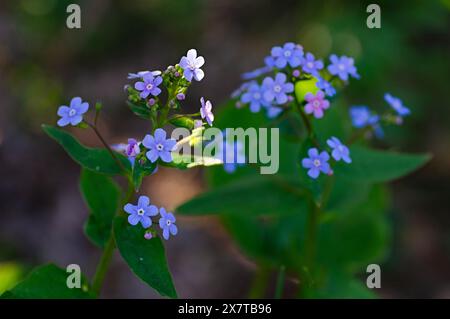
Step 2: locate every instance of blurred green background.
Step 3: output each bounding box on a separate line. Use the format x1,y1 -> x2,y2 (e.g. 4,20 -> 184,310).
0,0 -> 449,298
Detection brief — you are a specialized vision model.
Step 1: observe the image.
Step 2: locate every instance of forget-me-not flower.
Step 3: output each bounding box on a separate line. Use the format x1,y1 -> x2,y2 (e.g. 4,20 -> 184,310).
262,73 -> 294,104
125,138 -> 140,165
134,73 -> 162,99
327,137 -> 351,163
266,42 -> 304,68
57,97 -> 89,127
124,195 -> 158,228
304,90 -> 330,119
327,54 -> 360,81
384,93 -> 410,117
142,128 -> 176,163
127,70 -> 161,79
302,148 -> 331,179
179,49 -> 205,82
316,77 -> 336,97
301,52 -> 324,75
159,207 -> 178,240
200,97 -> 214,126
240,83 -> 267,113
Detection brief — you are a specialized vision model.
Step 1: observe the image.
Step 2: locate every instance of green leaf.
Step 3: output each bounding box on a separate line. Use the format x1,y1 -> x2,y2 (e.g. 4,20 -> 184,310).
80,169 -> 120,248
132,159 -> 157,191
126,101 -> 152,120
42,125 -> 130,175
295,78 -> 319,102
1,264 -> 94,299
177,176 -> 308,216
169,116 -> 195,129
303,271 -> 376,299
335,145 -> 431,183
113,216 -> 177,298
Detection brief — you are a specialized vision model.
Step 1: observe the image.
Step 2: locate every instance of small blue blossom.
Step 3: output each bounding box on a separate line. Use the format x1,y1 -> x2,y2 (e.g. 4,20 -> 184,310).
301,52 -> 323,75
266,42 -> 304,68
217,134 -> 246,173
126,138 -> 140,166
262,73 -> 294,104
159,207 -> 178,240
134,73 -> 162,99
230,81 -> 254,99
57,97 -> 89,127
327,54 -> 360,81
200,97 -> 214,126
327,137 -> 351,163
179,49 -> 205,82
302,148 -> 331,179
349,106 -> 379,128
241,83 -> 267,113
241,65 -> 272,80
124,195 -> 158,228
142,128 -> 176,163
384,93 -> 410,116
316,77 -> 336,97
176,93 -> 185,101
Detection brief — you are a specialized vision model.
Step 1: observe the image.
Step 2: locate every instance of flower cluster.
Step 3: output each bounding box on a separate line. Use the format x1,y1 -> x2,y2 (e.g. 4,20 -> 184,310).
302,137 -> 351,179
124,195 -> 177,240
55,49 -> 216,241
235,42 -> 361,120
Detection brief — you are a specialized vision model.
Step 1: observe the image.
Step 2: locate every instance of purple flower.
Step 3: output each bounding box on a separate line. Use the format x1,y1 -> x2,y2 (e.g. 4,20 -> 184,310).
384,93 -> 410,116
262,73 -> 294,104
125,138 -> 140,165
327,137 -> 351,163
302,148 -> 331,179
304,90 -> 330,118
57,97 -> 89,127
241,83 -> 267,113
194,120 -> 203,128
241,65 -> 272,80
266,42 -> 304,68
316,77 -> 336,97
327,55 -> 360,81
124,195 -> 158,228
176,93 -> 185,101
144,232 -> 153,240
142,128 -> 176,163
200,97 -> 214,126
159,207 -> 178,240
134,73 -> 162,99
179,49 -> 205,82
127,70 -> 161,79
301,52 -> 323,75
349,106 -> 379,128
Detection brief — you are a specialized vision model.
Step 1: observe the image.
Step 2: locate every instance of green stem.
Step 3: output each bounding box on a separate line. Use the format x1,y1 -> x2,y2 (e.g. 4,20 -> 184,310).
91,235 -> 115,296
294,100 -> 320,148
91,182 -> 135,297
248,267 -> 270,298
274,265 -> 286,299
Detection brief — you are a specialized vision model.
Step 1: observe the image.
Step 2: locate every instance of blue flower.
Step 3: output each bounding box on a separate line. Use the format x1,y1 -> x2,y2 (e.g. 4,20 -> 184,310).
240,83 -> 267,113
134,73 -> 162,99
266,42 -> 304,68
384,93 -> 410,116
327,137 -> 351,163
57,97 -> 89,127
301,148 -> 331,179
316,77 -> 336,97
327,54 -> 360,81
262,73 -> 294,104
241,65 -> 272,80
124,195 -> 158,228
159,207 -> 178,240
220,137 -> 246,174
142,128 -> 176,163
301,52 -> 323,75
349,106 -> 379,128
200,97 -> 214,126
266,105 -> 283,118
179,49 -> 205,82
125,138 -> 140,166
